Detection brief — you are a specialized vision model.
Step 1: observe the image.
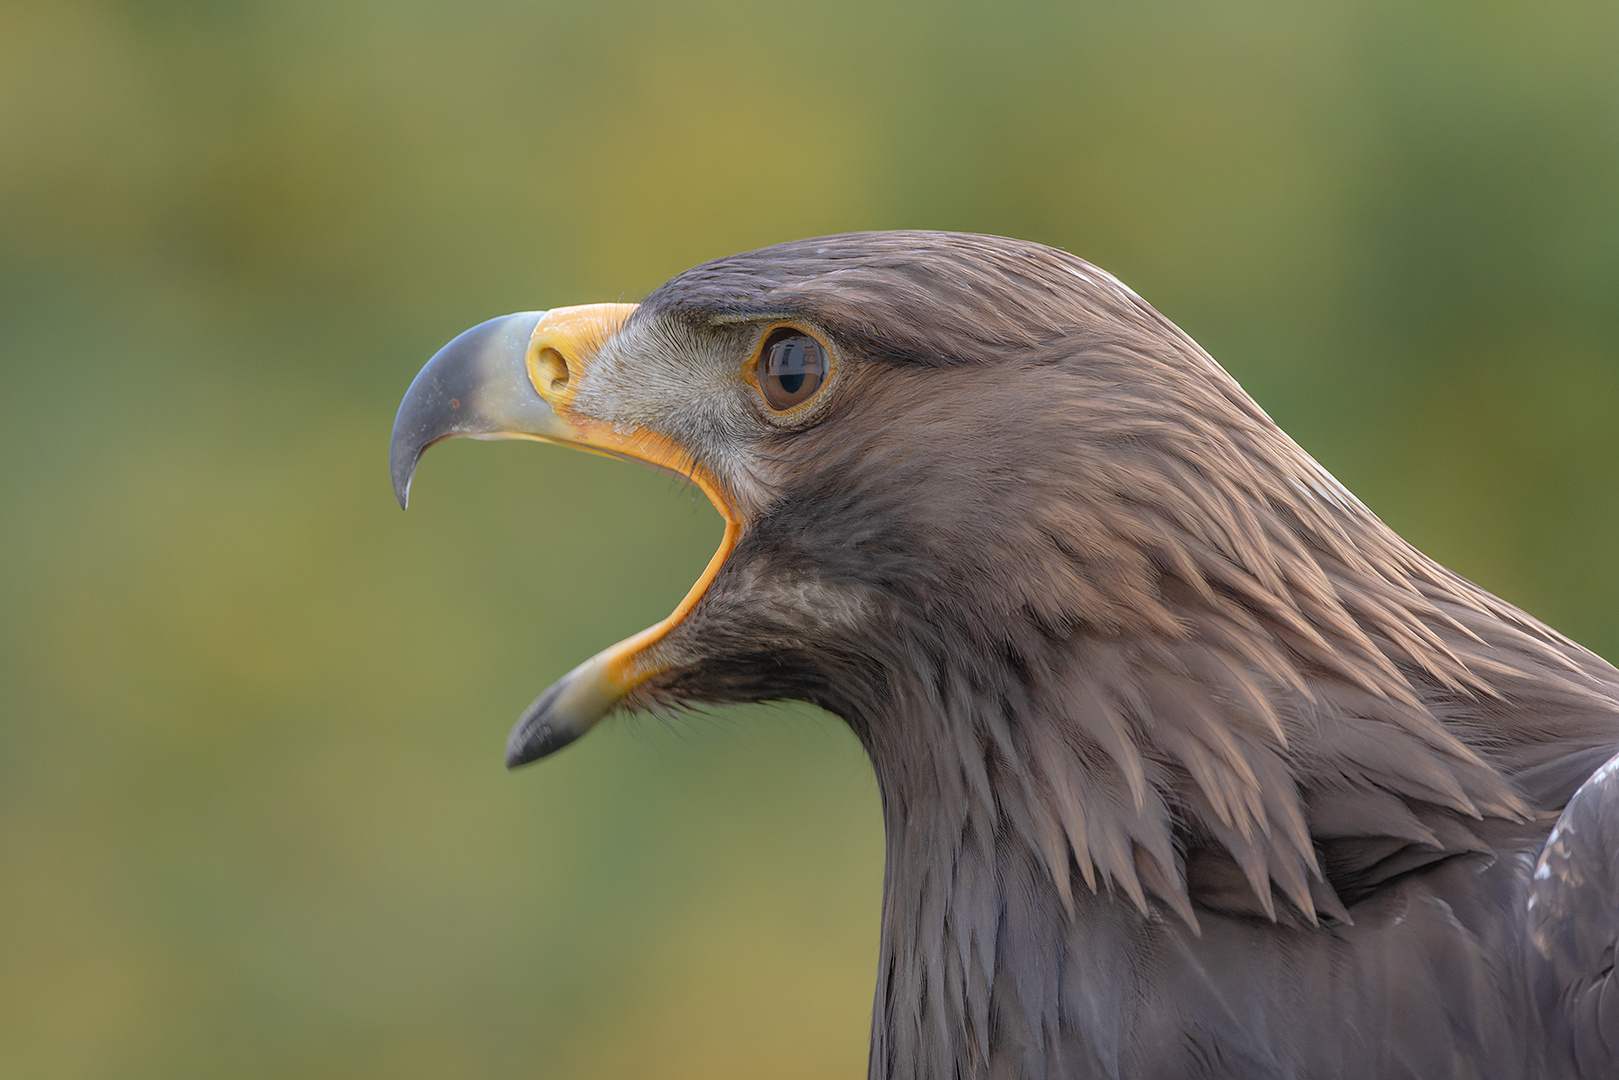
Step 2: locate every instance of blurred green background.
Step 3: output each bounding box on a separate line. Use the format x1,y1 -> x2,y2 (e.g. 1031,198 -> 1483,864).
2,1 -> 1616,1076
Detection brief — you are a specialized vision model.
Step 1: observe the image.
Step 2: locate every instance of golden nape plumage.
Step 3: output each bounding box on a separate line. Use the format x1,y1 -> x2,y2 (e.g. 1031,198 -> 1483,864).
392,232 -> 1619,1079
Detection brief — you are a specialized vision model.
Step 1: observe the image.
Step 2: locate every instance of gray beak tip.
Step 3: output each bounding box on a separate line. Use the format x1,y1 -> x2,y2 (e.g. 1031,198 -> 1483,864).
505,675 -> 599,767
389,436 -> 424,510
388,397 -> 428,511
390,449 -> 418,510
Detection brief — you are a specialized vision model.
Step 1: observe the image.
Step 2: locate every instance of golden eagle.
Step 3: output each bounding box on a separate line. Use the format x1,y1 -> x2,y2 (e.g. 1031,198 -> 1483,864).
391,232 -> 1619,1079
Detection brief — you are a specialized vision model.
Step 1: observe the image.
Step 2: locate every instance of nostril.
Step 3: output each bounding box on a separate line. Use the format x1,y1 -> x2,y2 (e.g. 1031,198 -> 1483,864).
535,347 -> 570,396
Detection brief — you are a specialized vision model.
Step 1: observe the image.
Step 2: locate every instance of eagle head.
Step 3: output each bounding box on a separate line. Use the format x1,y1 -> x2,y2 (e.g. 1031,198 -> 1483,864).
390,231 -> 1619,1080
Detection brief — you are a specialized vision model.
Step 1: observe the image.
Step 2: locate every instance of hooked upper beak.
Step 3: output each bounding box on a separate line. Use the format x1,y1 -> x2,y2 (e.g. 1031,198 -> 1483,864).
391,306 -> 634,508
390,303 -> 741,767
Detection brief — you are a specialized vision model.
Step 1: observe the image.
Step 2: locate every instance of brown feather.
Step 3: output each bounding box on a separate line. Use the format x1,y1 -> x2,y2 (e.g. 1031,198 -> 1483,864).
626,231 -> 1619,1078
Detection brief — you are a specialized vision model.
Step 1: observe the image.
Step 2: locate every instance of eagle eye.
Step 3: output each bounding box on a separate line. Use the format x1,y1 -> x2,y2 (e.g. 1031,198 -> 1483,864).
757,329 -> 827,412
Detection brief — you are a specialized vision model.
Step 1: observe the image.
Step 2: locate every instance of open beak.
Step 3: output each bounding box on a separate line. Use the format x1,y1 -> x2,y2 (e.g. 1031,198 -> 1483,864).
390,304 -> 741,767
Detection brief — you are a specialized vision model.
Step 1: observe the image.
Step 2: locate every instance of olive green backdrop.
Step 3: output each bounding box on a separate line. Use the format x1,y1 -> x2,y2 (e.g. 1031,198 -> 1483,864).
2,1 -> 1616,1076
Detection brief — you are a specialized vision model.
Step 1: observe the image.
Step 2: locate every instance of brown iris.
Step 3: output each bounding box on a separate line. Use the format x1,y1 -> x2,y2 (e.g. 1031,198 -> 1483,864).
757,329 -> 827,411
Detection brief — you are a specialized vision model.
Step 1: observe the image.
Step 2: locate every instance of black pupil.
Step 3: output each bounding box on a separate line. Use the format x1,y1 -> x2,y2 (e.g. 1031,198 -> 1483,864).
762,333 -> 824,410
771,339 -> 813,393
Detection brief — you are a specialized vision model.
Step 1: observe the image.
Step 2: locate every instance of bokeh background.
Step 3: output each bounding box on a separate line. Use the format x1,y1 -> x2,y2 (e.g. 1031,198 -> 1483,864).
3,1 -> 1617,1076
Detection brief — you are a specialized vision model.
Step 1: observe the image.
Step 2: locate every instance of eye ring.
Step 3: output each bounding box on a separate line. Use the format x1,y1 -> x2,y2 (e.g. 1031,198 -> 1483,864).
755,327 -> 829,412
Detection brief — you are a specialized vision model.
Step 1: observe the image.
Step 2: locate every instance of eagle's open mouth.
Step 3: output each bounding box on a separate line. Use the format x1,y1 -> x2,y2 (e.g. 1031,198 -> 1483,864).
389,304 -> 742,766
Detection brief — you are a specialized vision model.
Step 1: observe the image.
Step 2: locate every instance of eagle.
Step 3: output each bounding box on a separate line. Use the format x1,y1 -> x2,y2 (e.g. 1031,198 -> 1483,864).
390,232 -> 1619,1079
